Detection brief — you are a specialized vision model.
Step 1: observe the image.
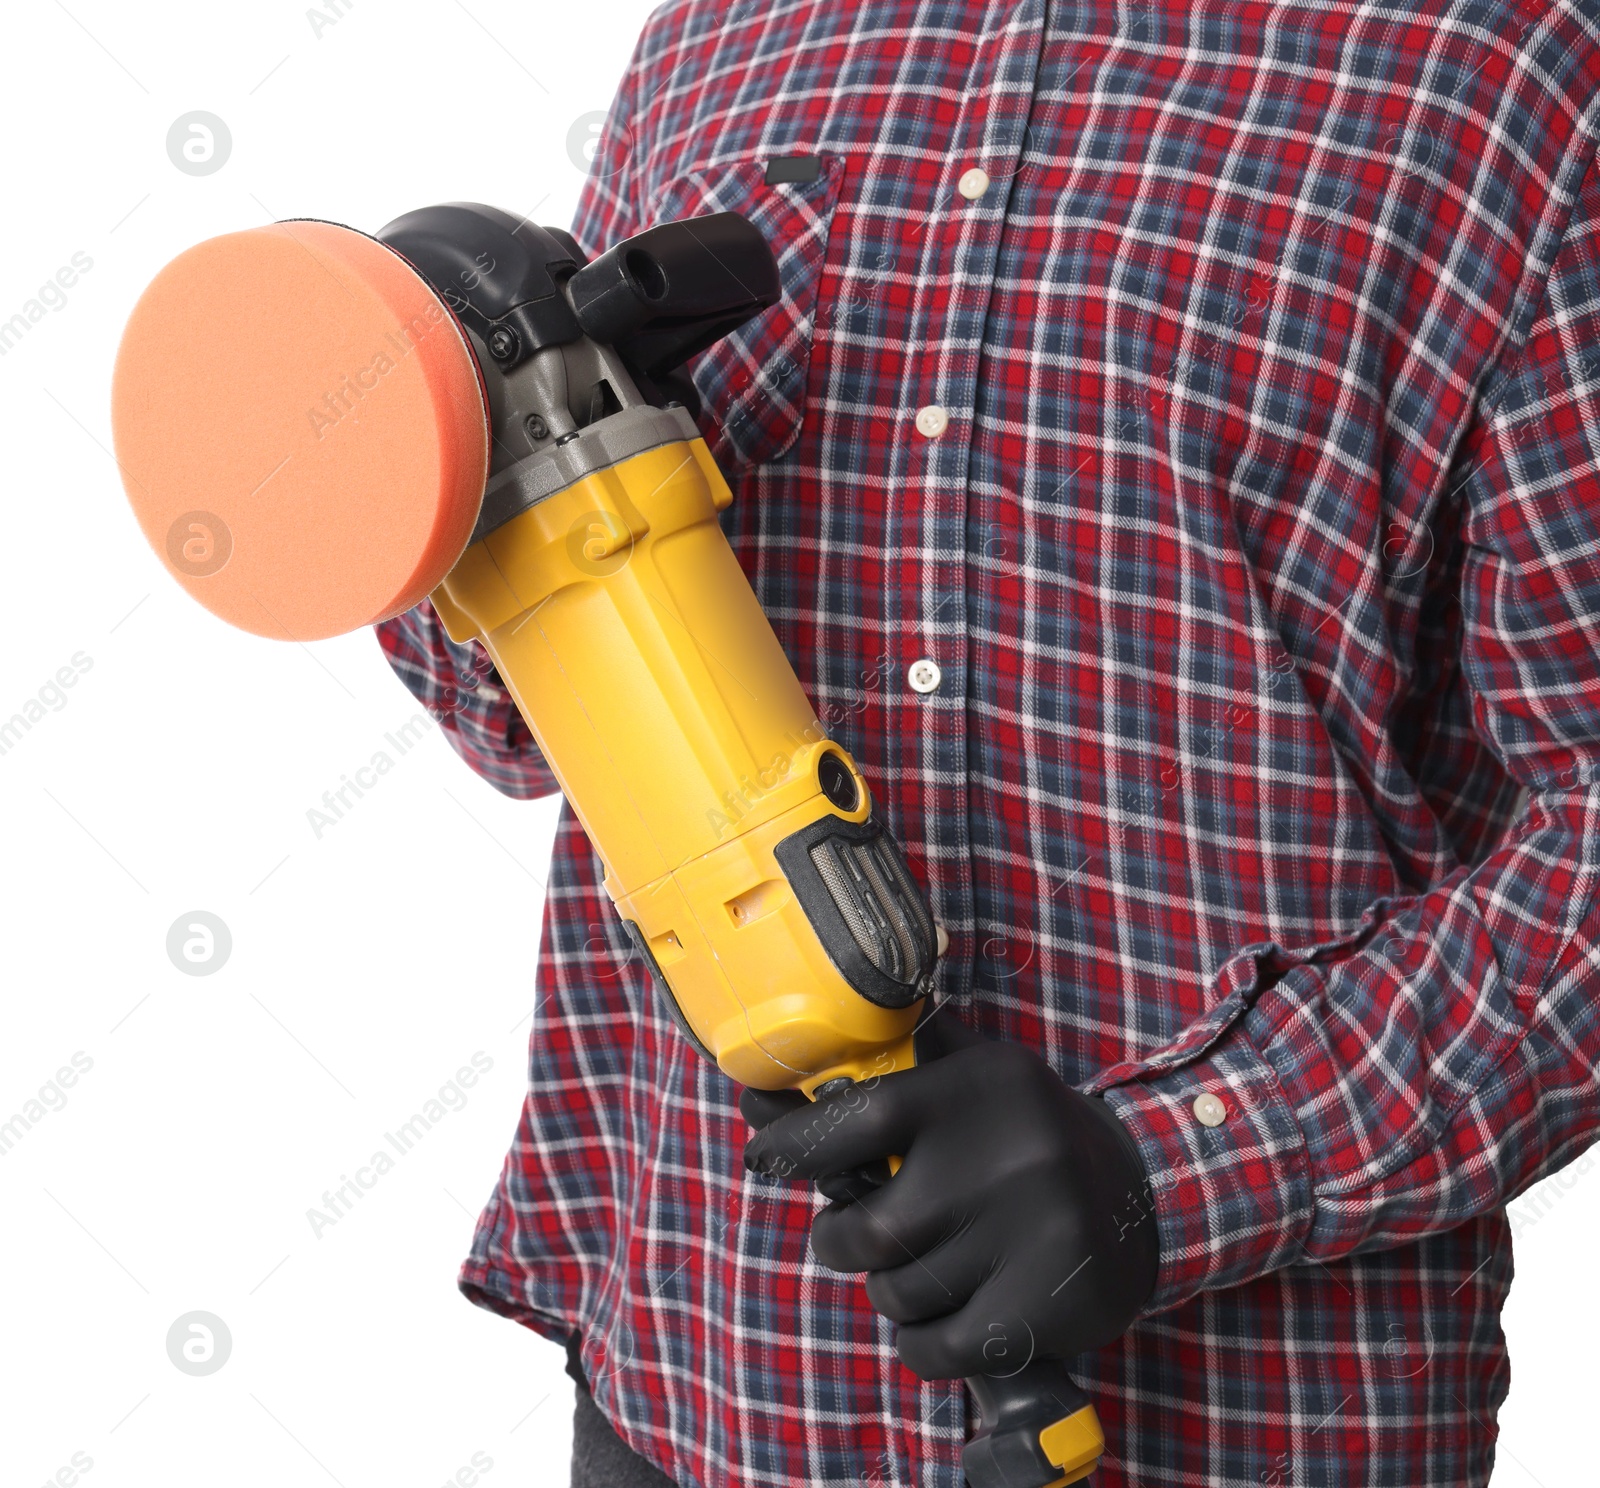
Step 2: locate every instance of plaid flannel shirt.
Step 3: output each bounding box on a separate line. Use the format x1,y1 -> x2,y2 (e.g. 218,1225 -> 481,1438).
376,1 -> 1600,1482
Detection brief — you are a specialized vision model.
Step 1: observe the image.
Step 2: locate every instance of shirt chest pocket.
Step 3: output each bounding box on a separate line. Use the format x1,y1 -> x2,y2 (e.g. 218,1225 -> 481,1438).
642,154 -> 845,468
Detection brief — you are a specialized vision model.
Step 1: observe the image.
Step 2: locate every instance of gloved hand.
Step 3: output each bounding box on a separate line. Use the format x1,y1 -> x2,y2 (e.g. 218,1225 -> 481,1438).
739,1011 -> 1160,1381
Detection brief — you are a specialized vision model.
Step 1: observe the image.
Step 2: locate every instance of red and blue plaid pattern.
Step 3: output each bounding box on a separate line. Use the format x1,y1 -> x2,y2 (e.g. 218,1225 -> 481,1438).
376,2 -> 1600,1482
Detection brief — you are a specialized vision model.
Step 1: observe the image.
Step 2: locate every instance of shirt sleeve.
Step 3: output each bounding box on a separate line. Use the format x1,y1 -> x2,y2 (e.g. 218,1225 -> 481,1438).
375,598 -> 558,800
1099,137 -> 1600,1316
371,52 -> 646,797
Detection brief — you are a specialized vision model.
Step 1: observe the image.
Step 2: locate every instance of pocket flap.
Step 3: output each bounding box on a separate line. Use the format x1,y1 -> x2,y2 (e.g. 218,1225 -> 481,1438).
643,153 -> 845,468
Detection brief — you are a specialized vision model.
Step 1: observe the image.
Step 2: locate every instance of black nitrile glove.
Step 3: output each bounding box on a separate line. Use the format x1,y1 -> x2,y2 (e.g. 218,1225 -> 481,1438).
739,1011 -> 1160,1381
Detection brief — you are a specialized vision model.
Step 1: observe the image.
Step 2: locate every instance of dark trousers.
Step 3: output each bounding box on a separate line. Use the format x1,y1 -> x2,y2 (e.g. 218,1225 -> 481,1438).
565,1332 -> 679,1488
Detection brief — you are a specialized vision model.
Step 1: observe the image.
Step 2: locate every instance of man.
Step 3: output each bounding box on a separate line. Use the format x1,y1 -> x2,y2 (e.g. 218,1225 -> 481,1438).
378,1 -> 1600,1483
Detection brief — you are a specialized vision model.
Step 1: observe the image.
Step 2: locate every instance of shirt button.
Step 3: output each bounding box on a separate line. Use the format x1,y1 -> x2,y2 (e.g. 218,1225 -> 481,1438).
1192,1092 -> 1228,1128
915,404 -> 950,438
907,658 -> 943,694
957,167 -> 991,200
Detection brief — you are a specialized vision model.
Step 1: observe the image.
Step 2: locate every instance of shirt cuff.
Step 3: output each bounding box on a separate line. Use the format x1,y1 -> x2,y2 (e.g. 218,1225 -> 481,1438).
1101,1026 -> 1314,1316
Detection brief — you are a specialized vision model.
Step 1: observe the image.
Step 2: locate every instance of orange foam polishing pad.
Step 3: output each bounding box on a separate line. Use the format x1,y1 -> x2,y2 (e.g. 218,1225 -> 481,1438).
112,220 -> 489,640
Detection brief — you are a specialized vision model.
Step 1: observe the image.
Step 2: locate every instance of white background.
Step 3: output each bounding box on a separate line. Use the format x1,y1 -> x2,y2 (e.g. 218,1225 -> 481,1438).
1,3 -> 1597,1486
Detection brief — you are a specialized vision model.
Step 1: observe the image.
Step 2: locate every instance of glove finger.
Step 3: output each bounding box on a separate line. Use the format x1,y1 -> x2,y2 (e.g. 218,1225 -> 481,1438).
892,1295 -> 1041,1383
808,1155 -> 964,1271
815,1159 -> 894,1205
911,1005 -> 988,1062
863,1242 -> 990,1325
743,1068 -> 926,1181
738,1086 -> 809,1131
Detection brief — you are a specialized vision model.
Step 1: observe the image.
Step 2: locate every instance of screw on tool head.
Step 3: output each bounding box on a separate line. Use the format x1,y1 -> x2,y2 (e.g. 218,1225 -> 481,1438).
488,327 -> 519,360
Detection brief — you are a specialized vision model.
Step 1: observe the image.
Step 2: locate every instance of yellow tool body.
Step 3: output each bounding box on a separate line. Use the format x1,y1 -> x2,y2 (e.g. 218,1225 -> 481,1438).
429,435 -> 920,1096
